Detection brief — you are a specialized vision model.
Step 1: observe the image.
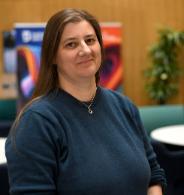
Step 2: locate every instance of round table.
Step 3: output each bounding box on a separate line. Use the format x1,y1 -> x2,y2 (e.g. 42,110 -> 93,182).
151,124 -> 184,146
0,138 -> 7,164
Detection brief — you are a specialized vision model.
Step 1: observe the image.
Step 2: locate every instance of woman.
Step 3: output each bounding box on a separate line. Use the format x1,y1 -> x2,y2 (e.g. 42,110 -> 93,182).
5,8 -> 166,195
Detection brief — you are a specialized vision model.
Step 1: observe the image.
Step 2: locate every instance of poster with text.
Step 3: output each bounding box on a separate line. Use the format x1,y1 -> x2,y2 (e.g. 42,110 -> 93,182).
15,23 -> 45,110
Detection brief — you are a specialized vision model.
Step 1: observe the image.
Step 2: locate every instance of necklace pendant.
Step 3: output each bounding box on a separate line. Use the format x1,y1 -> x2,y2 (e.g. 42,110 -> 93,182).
88,108 -> 93,114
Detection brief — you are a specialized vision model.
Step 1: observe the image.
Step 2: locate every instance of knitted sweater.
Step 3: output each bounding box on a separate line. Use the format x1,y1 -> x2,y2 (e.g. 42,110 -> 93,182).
5,87 -> 166,195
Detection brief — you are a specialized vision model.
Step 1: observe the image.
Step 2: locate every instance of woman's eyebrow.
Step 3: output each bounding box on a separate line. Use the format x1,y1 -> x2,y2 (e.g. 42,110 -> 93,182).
62,37 -> 77,44
62,33 -> 96,44
85,34 -> 96,38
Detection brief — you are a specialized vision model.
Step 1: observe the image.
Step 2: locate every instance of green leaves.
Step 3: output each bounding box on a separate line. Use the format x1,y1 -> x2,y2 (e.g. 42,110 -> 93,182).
145,28 -> 184,104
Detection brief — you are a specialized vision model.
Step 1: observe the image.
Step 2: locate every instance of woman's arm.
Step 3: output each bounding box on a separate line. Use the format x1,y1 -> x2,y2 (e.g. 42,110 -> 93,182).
148,185 -> 163,195
5,110 -> 61,194
128,103 -> 167,193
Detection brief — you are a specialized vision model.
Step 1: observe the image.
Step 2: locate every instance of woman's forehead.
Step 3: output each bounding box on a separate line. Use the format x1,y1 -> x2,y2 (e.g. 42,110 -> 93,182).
61,20 -> 96,39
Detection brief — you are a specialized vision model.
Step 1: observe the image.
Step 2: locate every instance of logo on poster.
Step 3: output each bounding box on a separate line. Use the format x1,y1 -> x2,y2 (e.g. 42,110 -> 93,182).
21,30 -> 44,43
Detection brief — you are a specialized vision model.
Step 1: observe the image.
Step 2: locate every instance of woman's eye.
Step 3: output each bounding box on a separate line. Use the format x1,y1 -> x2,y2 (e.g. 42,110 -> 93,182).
65,42 -> 77,48
86,38 -> 96,45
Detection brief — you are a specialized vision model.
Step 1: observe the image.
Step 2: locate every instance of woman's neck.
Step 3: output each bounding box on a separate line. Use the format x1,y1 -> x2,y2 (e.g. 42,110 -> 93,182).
59,79 -> 97,102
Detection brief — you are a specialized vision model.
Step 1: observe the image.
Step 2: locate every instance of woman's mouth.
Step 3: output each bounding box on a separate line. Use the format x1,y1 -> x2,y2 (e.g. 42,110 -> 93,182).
77,58 -> 94,64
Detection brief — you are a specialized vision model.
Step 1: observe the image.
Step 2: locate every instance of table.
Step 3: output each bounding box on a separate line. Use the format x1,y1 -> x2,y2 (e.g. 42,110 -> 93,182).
0,138 -> 7,164
151,124 -> 184,146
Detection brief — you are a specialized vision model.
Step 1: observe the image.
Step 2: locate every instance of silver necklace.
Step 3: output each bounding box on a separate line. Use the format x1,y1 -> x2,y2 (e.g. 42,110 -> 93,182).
82,96 -> 95,114
81,88 -> 97,114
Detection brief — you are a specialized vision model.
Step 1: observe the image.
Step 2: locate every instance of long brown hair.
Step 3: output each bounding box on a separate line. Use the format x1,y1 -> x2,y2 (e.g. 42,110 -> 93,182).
33,8 -> 104,98
11,9 -> 104,136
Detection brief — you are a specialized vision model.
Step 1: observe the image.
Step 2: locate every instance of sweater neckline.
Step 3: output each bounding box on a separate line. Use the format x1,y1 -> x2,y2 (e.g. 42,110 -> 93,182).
56,86 -> 102,113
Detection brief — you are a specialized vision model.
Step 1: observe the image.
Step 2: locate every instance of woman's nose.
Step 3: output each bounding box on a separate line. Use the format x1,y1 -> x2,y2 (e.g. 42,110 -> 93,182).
79,41 -> 91,56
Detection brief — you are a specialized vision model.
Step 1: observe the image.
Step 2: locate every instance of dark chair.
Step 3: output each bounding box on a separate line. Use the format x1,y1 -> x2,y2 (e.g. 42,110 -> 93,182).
0,99 -> 16,121
151,139 -> 184,195
0,121 -> 13,137
0,99 -> 16,137
0,163 -> 9,195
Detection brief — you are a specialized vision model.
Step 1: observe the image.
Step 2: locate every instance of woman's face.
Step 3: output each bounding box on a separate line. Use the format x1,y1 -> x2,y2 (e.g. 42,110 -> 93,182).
55,20 -> 101,86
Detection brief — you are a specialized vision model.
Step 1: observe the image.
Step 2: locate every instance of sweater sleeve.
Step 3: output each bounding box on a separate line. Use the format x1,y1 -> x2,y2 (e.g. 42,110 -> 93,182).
127,101 -> 167,192
5,110 -> 62,195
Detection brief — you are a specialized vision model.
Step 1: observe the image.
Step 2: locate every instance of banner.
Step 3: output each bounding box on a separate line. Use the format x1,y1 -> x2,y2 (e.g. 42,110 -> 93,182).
100,23 -> 123,91
15,23 -> 45,109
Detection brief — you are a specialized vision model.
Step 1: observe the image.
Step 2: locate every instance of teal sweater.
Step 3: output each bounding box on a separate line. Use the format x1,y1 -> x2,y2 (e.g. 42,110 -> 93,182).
5,87 -> 166,195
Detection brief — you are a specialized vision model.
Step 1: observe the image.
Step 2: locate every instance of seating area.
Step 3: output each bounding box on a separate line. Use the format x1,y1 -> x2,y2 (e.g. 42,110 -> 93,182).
139,104 -> 184,195
0,99 -> 16,195
138,104 -> 184,135
0,99 -> 16,137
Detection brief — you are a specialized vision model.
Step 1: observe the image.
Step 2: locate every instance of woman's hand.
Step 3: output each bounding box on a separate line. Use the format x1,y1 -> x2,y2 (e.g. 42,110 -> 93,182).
147,185 -> 163,195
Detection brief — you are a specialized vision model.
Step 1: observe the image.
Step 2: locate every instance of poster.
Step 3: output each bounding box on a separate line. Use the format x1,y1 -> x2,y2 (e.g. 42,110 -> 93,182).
15,23 -> 45,109
100,23 -> 123,91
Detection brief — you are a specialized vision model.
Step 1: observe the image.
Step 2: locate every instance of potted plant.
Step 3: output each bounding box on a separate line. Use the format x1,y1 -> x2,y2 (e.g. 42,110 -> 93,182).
144,28 -> 184,104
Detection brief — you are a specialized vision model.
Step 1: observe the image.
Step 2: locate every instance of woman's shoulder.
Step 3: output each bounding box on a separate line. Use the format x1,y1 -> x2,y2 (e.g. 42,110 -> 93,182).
99,87 -> 138,115
26,96 -> 51,111
100,87 -> 133,105
21,94 -> 60,120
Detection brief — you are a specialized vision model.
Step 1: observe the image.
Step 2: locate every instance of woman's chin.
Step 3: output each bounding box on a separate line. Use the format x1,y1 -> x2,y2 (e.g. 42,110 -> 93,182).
77,67 -> 98,78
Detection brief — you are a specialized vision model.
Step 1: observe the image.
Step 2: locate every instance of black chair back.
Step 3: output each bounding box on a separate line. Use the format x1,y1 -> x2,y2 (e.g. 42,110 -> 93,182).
0,163 -> 9,195
151,139 -> 184,195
